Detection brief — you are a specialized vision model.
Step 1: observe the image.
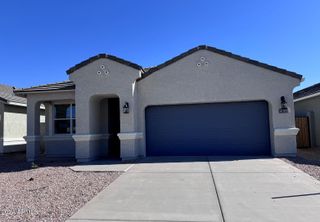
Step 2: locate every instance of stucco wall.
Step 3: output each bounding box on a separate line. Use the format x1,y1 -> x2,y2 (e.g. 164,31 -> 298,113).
3,105 -> 27,139
295,96 -> 320,146
136,49 -> 300,156
43,135 -> 75,158
69,58 -> 141,133
69,58 -> 141,161
1,105 -> 27,153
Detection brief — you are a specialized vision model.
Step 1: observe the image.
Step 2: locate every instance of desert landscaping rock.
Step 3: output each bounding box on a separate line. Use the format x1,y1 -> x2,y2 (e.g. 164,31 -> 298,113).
0,153 -> 121,222
282,157 -> 320,181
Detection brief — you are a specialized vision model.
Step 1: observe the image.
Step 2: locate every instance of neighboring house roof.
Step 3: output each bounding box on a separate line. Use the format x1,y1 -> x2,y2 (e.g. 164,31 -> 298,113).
294,83 -> 320,101
66,54 -> 143,74
14,81 -> 75,95
137,45 -> 302,81
0,84 -> 27,105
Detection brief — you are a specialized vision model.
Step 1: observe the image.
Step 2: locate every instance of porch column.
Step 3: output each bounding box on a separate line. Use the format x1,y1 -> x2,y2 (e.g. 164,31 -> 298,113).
73,96 -> 93,162
25,100 -> 41,162
44,102 -> 53,136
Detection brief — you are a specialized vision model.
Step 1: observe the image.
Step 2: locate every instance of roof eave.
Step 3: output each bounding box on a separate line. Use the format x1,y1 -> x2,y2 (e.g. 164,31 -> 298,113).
6,101 -> 27,107
14,88 -> 75,97
294,92 -> 320,102
0,97 -> 7,103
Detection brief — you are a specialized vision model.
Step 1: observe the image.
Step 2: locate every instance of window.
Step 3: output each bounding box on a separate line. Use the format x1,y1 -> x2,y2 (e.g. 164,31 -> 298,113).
54,104 -> 76,134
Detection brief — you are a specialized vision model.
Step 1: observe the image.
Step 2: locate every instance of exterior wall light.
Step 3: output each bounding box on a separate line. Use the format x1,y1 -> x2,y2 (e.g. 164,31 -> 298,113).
279,96 -> 288,113
123,102 -> 129,114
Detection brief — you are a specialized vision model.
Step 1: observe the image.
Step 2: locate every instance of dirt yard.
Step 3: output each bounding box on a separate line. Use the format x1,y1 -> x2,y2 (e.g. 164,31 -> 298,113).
0,153 -> 121,222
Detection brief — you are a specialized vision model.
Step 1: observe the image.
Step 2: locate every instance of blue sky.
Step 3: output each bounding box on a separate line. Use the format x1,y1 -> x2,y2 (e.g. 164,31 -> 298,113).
0,0 -> 319,91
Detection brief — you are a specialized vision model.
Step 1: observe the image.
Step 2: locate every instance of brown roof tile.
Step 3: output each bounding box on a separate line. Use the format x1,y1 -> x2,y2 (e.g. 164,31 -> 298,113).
14,81 -> 75,95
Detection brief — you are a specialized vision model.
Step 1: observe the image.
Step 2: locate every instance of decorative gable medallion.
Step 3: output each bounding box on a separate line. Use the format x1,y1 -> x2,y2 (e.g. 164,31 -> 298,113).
196,56 -> 209,68
97,64 -> 110,77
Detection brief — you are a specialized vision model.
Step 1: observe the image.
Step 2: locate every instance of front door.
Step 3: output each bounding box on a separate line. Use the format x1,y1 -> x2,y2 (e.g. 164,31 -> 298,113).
108,98 -> 120,159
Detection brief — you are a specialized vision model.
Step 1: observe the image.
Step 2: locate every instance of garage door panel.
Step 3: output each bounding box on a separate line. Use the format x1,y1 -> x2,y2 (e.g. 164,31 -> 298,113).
146,101 -> 270,156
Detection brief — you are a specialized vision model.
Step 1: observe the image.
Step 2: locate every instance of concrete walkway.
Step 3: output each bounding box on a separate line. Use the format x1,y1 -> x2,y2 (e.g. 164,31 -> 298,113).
67,157 -> 320,222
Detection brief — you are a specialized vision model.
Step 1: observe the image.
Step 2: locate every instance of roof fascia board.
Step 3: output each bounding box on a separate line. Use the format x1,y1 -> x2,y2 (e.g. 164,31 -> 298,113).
15,89 -> 75,96
294,92 -> 320,102
6,101 -> 27,107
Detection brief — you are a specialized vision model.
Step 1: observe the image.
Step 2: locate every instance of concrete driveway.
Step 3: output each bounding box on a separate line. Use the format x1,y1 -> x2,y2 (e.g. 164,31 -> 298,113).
68,157 -> 320,222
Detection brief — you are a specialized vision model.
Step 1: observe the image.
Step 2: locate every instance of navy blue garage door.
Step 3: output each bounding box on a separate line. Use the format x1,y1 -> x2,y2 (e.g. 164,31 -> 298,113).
145,101 -> 270,156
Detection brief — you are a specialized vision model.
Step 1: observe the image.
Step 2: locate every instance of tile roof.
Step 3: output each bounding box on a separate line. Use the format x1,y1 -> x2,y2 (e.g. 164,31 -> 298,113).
294,83 -> 320,100
67,45 -> 302,81
14,45 -> 302,95
137,45 -> 302,81
66,54 -> 143,74
14,81 -> 75,95
0,84 -> 27,105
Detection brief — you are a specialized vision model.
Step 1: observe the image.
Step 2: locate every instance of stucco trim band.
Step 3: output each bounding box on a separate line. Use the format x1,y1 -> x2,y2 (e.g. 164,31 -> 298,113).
24,136 -> 42,142
274,128 -> 299,136
118,132 -> 143,140
72,134 -> 110,142
42,135 -> 74,141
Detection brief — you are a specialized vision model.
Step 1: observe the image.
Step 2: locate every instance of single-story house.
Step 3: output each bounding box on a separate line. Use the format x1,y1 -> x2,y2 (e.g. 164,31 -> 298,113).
294,83 -> 320,148
15,45 -> 302,162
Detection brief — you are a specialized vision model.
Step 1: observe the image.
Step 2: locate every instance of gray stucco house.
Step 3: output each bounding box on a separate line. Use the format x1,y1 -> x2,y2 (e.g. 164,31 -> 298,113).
15,45 -> 302,162
0,84 -> 29,153
294,83 -> 320,148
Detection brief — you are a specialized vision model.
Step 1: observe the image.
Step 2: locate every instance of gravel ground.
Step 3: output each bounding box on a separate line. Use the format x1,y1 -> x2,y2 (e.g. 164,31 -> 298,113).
0,153 -> 122,222
282,156 -> 320,181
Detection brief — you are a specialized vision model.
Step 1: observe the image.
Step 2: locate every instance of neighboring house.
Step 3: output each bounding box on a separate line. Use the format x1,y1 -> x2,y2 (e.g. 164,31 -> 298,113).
294,83 -> 320,148
0,84 -> 45,154
0,84 -> 29,153
15,45 -> 302,162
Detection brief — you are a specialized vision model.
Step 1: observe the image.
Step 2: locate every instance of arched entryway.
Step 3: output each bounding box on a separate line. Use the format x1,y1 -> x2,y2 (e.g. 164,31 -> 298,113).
90,95 -> 120,159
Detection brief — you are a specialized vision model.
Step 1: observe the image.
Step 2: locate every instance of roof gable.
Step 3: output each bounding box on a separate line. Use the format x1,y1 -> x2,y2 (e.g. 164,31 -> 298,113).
137,45 -> 302,81
66,54 -> 143,74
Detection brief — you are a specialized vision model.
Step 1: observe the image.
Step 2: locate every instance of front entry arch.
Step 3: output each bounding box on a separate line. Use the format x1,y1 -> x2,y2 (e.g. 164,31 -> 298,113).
89,95 -> 121,159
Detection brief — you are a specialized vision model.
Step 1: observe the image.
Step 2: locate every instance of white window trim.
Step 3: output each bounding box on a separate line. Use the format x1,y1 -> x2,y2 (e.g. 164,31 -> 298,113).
53,103 -> 76,135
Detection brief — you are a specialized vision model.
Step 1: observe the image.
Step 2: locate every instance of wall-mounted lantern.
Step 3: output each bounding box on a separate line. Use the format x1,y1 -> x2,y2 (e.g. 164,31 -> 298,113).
123,102 -> 129,114
279,96 -> 288,113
